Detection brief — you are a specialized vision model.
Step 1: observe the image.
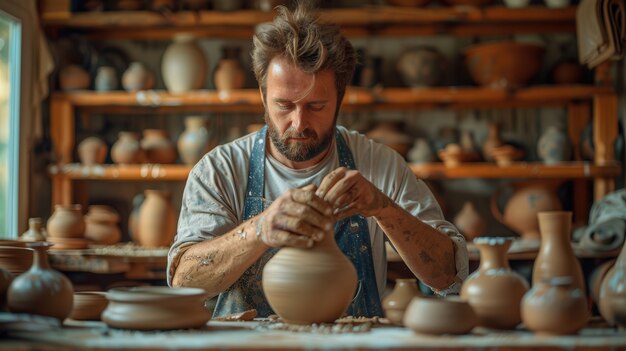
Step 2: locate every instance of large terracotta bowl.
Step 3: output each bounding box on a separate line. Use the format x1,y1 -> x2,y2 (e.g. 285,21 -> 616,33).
465,42 -> 545,88
101,286 -> 211,330
403,296 -> 477,335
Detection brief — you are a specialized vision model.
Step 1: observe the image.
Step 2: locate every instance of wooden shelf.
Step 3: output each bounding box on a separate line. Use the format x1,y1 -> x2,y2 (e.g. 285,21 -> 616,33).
51,85 -> 614,112
410,162 -> 622,180
49,163 -> 191,181
41,6 -> 577,39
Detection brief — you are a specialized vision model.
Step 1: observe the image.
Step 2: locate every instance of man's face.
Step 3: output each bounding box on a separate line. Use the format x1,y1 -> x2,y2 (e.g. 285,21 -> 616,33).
263,56 -> 338,165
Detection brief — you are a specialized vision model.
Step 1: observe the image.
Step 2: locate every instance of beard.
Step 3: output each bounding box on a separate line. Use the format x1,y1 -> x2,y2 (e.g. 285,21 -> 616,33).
265,114 -> 335,162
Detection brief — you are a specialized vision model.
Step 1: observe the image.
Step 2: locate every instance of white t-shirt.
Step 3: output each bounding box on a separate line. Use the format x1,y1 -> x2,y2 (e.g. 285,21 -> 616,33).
167,126 -> 468,296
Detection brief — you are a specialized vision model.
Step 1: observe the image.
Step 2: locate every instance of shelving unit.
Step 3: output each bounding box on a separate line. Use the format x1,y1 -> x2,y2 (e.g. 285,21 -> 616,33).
43,4 -> 621,230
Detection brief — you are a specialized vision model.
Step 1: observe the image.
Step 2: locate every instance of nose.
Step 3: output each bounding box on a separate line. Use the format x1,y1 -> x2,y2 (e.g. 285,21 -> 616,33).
290,106 -> 308,133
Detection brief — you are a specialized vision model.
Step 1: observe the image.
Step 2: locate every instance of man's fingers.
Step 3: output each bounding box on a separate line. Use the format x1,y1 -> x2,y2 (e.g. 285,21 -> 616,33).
282,202 -> 333,234
291,188 -> 333,217
264,229 -> 313,248
316,167 -> 347,199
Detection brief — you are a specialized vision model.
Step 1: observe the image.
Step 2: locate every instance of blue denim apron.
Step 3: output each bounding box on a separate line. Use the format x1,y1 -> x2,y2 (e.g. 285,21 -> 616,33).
213,126 -> 383,318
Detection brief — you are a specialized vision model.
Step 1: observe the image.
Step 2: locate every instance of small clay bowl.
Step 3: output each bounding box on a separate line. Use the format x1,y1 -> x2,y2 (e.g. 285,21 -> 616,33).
403,296 -> 477,335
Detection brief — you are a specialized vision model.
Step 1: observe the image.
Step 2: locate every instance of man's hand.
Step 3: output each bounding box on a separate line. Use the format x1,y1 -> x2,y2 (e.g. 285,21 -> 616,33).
257,185 -> 334,248
316,167 -> 393,220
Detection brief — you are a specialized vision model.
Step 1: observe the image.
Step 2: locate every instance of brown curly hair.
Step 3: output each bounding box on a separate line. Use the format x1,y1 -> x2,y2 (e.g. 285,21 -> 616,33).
252,2 -> 356,113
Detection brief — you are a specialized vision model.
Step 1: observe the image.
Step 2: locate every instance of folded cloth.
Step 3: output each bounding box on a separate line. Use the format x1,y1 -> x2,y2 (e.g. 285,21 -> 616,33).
576,0 -> 626,68
573,189 -> 626,251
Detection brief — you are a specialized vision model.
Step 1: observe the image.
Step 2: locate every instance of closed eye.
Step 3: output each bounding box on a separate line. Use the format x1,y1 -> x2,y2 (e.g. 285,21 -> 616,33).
308,103 -> 326,112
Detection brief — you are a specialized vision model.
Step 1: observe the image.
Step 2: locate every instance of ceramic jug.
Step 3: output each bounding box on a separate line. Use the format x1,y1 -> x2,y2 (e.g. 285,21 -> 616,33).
141,129 -> 177,164
20,218 -> 47,242
47,204 -> 85,239
521,276 -> 588,335
532,212 -> 586,296
78,137 -> 108,166
262,226 -> 357,324
136,190 -> 177,248
599,240 -> 626,327
177,116 -> 216,165
95,66 -> 118,92
537,125 -> 571,164
7,242 -> 74,321
453,202 -> 486,241
491,181 -> 562,240
162,33 -> 207,93
382,278 -> 421,325
461,237 -> 529,329
111,131 -> 143,165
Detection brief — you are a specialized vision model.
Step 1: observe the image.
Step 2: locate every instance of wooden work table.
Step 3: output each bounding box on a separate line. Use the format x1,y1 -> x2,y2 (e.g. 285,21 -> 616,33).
2,319 -> 626,350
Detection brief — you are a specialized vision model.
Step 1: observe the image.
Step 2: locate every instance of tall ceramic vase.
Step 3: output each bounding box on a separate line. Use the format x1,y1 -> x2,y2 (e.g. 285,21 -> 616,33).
382,278 -> 421,325
177,116 -> 215,165
162,33 -> 207,94
598,241 -> 626,327
461,237 -> 529,329
532,212 -> 586,296
136,190 -> 177,248
262,228 -> 357,324
7,242 -> 74,321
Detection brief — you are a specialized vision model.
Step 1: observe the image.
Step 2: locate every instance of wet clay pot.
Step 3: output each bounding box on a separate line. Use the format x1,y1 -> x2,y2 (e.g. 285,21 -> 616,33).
7,242 -> 74,321
46,204 -> 85,239
532,211 -> 586,296
491,181 -> 562,240
162,33 -> 207,94
136,190 -> 177,248
84,205 -> 122,245
78,137 -> 108,166
382,278 -> 421,325
521,276 -> 588,335
111,131 -> 143,165
0,268 -> 13,311
141,129 -> 177,164
20,218 -> 47,242
403,296 -> 477,335
262,227 -> 357,325
461,237 -> 529,329
177,116 -> 216,165
101,286 -> 211,330
599,240 -> 626,327
453,202 -> 486,241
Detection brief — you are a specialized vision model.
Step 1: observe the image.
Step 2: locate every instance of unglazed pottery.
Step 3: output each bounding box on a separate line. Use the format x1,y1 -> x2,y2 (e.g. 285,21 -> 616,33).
532,212 -> 585,296
590,259 -> 615,307
78,137 -> 108,166
491,181 -> 562,240
111,131 -> 142,165
0,268 -> 13,311
136,190 -> 177,248
537,126 -> 571,164
94,66 -> 118,92
366,122 -> 413,159
59,64 -> 90,91
20,218 -> 47,242
69,291 -> 108,321
162,33 -> 207,94
551,59 -> 583,84
407,138 -> 433,164
461,237 -> 529,329
521,277 -> 588,335
177,116 -> 215,165
262,227 -> 357,325
599,241 -> 626,327
490,144 -> 525,166
7,242 -> 74,321
46,204 -> 85,239
128,193 -> 145,242
382,278 -> 421,325
465,42 -> 544,88
84,205 -> 122,245
403,296 -> 477,335
122,62 -> 155,92
0,246 -> 33,275
396,46 -> 447,87
101,286 -> 211,330
141,129 -> 177,164
438,143 -> 480,167
453,202 -> 486,241
214,46 -> 245,91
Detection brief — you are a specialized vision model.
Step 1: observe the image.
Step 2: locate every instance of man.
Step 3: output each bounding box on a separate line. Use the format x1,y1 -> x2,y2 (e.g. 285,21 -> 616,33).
168,3 -> 467,318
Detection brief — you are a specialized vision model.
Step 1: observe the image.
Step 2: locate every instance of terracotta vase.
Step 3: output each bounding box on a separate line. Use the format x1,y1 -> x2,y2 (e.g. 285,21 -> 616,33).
78,137 -> 108,166
59,64 -> 90,91
521,276 -> 588,335
122,62 -> 155,92
532,212 -> 585,295
141,129 -> 177,164
7,242 -> 74,321
111,131 -> 143,165
177,116 -> 215,165
453,202 -> 486,241
461,237 -> 529,329
599,241 -> 626,327
95,66 -> 118,92
403,296 -> 477,335
20,217 -> 47,242
84,205 -> 122,245
136,190 -> 177,248
262,226 -> 357,324
162,33 -> 207,94
47,204 -> 85,239
366,122 -> 413,159
382,278 -> 421,325
491,181 -> 562,240
396,46 -> 447,87
214,46 -> 245,92
537,125 -> 571,164
0,268 -> 13,311
482,123 -> 503,162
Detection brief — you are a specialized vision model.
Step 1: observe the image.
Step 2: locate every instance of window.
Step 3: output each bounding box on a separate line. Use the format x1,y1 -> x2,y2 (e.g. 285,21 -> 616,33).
0,10 -> 21,238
